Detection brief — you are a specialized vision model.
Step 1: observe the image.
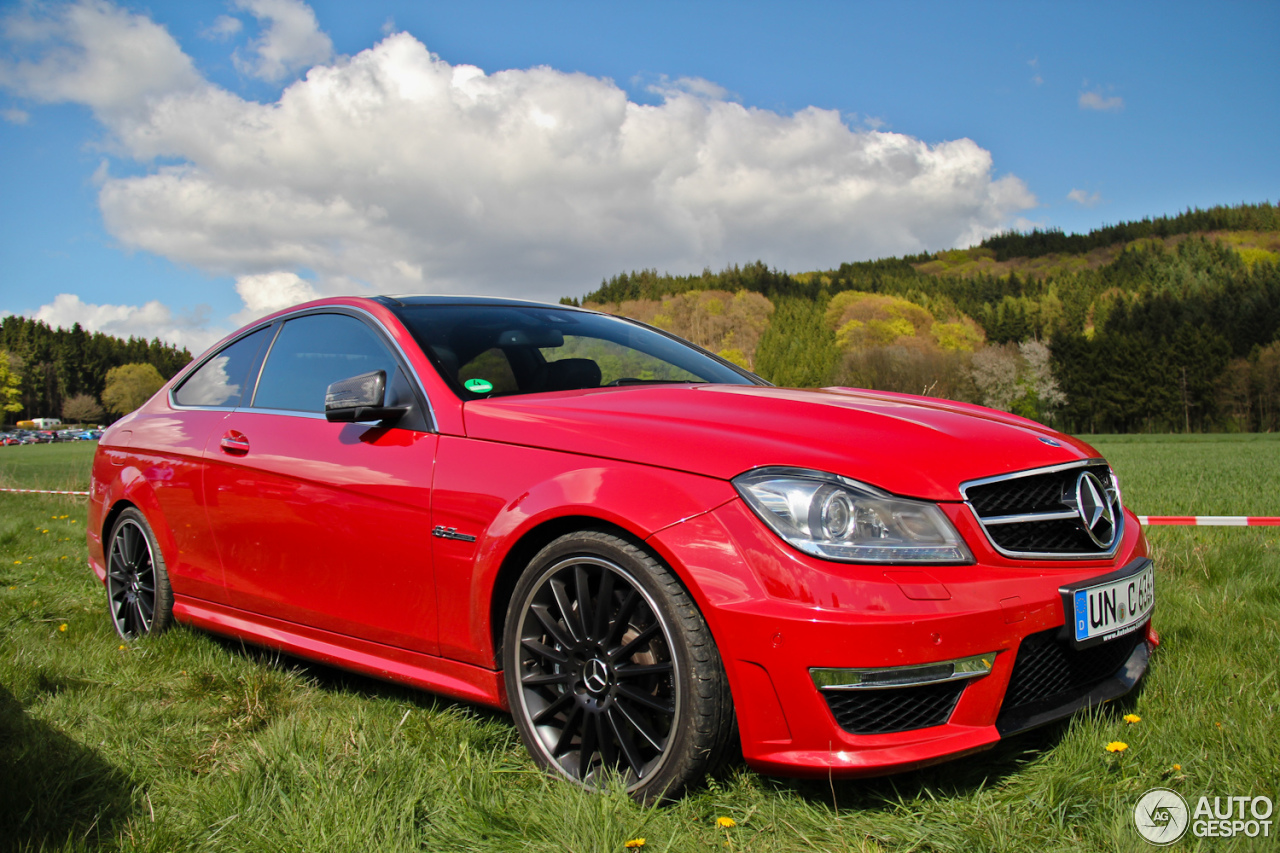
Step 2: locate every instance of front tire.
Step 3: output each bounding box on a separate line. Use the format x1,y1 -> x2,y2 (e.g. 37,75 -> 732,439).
503,531 -> 734,802
106,508 -> 174,640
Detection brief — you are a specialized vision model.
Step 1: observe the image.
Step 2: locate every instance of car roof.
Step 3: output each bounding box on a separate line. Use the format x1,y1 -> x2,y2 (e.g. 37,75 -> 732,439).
373,294 -> 595,312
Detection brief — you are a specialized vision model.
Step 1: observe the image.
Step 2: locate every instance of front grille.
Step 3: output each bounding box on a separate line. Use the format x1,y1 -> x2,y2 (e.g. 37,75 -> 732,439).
822,681 -> 966,735
962,461 -> 1121,558
1002,628 -> 1142,711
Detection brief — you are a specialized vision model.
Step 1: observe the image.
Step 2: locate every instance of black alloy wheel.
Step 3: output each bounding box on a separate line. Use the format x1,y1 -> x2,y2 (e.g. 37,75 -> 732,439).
106,508 -> 173,640
504,531 -> 734,802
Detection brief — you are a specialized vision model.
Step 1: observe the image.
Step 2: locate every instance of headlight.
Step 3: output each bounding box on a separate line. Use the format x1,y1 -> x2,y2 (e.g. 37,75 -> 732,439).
733,467 -> 972,564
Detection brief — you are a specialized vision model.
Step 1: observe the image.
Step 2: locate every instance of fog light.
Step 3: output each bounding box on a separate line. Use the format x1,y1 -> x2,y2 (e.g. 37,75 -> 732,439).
810,652 -> 998,691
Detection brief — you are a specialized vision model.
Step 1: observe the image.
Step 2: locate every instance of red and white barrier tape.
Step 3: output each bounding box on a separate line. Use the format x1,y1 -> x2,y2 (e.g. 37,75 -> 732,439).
0,488 -> 89,496
1139,516 -> 1280,526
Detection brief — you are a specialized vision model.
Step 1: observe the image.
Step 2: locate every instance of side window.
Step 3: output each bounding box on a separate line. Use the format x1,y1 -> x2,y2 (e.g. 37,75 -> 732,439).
252,314 -> 399,413
173,326 -> 271,407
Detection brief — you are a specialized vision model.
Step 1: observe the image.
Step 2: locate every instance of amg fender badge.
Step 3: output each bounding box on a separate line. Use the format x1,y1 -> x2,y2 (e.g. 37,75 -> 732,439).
432,525 -> 477,542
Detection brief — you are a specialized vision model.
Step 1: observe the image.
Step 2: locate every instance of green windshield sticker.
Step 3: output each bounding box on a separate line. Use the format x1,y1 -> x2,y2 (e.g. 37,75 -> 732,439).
464,378 -> 494,394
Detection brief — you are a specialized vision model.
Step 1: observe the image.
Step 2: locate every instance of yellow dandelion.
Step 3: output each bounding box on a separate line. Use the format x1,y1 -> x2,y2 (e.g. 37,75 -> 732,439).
1106,741 -> 1128,753
716,817 -> 736,828
12,561 -> 19,565
1215,722 -> 1222,728
58,623 -> 67,632
624,840 -> 645,849
41,529 -> 48,533
1123,713 -> 1141,724
119,645 -> 126,650
1172,764 -> 1182,771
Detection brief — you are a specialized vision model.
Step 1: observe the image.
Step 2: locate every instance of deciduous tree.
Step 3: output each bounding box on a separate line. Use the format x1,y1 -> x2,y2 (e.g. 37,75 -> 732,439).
62,393 -> 105,424
102,364 -> 165,415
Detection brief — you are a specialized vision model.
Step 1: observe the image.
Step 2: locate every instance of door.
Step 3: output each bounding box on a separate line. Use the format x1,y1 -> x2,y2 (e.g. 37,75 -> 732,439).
203,311 -> 440,655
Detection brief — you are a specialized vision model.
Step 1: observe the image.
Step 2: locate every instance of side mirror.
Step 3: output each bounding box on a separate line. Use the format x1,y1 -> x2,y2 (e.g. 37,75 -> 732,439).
324,371 -> 408,423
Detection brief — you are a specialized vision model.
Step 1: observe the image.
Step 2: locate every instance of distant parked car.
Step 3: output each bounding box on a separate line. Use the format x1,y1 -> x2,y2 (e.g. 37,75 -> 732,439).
0,433 -> 22,446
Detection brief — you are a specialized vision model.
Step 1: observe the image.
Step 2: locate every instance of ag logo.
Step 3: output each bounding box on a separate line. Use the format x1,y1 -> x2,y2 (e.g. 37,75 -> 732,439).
1135,788 -> 1189,845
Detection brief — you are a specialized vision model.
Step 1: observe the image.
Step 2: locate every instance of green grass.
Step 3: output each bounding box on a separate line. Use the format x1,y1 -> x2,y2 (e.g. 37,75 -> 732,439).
2,439 -> 1278,852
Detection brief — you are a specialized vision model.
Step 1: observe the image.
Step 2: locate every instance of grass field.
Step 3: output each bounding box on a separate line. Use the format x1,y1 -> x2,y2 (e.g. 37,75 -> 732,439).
1,437 -> 1277,852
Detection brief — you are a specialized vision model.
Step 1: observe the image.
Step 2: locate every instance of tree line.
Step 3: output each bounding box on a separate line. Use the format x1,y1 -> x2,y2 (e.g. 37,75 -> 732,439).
0,317 -> 191,425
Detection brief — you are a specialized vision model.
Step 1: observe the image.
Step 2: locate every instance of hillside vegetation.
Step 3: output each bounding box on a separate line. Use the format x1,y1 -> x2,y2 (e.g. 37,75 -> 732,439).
570,202 -> 1280,433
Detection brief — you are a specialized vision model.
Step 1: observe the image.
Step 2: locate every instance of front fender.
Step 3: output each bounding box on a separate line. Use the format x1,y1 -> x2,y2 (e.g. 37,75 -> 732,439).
430,435 -> 735,665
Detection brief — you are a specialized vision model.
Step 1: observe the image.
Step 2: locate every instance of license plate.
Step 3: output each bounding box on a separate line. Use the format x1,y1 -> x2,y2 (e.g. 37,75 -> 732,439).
1067,560 -> 1155,648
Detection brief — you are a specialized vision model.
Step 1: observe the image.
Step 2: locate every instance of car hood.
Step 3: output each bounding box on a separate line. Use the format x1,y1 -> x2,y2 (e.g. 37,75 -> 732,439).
461,385 -> 1100,501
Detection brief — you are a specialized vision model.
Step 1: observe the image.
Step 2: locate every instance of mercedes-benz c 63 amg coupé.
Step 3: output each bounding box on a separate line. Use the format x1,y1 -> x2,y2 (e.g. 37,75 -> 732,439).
88,295 -> 1156,801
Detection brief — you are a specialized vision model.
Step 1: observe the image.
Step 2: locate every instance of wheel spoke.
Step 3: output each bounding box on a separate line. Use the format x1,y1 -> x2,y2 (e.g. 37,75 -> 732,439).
604,589 -> 640,646
611,622 -> 661,662
123,525 -> 139,568
614,661 -> 673,680
110,536 -> 127,573
532,691 -> 575,726
133,598 -> 150,631
136,594 -> 154,621
591,570 -> 614,642
574,565 -> 594,641
613,698 -> 667,752
549,580 -> 582,644
606,707 -> 648,776
529,603 -> 575,650
577,711 -> 599,780
522,637 -> 568,666
552,706 -> 583,757
121,597 -> 136,636
595,714 -> 616,769
616,684 -> 675,716
521,671 -> 571,687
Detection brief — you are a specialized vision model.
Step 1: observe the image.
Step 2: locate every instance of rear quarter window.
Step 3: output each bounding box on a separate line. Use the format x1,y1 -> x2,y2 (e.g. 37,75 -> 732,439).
173,326 -> 271,408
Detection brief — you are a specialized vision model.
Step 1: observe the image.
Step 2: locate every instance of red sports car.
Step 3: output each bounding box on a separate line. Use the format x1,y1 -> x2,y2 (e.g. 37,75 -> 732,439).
88,295 -> 1155,801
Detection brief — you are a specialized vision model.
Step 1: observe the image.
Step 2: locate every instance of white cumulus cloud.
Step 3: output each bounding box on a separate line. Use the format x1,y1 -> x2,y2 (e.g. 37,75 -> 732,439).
232,0 -> 333,82
4,0 -> 1037,344
0,0 -> 205,124
1079,89 -> 1124,112
203,15 -> 243,41
31,293 -> 221,353
231,271 -> 321,326
1067,188 -> 1102,207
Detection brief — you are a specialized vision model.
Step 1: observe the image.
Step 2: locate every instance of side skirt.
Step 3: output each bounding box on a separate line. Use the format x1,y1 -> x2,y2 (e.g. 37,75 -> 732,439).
174,596 -> 508,711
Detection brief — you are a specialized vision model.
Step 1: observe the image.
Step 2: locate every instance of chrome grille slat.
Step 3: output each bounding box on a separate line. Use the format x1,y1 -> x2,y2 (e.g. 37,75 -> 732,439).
961,461 -> 1123,559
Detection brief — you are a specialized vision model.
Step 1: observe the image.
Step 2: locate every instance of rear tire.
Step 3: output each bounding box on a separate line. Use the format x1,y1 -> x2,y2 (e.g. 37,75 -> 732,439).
106,508 -> 174,640
503,531 -> 734,802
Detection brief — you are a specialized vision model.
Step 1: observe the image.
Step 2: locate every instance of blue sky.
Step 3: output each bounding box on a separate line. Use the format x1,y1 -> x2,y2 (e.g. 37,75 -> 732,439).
1,0 -> 1277,352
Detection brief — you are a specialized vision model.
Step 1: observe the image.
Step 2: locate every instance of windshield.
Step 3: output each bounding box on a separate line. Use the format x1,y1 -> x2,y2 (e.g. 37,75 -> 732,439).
390,304 -> 764,399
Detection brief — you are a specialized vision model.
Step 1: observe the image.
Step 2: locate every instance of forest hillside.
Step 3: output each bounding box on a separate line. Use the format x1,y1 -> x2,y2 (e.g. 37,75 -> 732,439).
569,202 -> 1280,432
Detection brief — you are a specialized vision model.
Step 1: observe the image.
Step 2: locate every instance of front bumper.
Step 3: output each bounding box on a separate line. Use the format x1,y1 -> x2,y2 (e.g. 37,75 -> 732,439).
646,498 -> 1154,778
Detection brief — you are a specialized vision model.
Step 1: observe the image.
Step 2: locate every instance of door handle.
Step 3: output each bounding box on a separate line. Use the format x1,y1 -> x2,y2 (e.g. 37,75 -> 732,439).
219,431 -> 250,455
